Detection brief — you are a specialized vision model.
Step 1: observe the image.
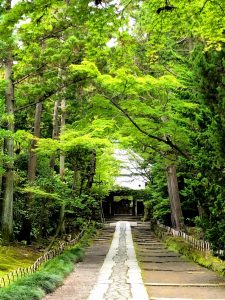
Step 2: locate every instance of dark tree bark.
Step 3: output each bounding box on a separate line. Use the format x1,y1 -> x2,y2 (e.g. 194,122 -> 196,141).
58,98 -> 66,235
166,165 -> 184,230
46,98 -> 66,251
50,99 -> 60,169
28,102 -> 42,182
86,150 -> 97,192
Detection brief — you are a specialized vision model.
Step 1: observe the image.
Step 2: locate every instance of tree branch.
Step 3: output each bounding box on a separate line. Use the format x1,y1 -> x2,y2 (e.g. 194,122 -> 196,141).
199,0 -> 210,14
14,77 -> 92,112
14,64 -> 46,85
108,96 -> 190,159
14,89 -> 58,112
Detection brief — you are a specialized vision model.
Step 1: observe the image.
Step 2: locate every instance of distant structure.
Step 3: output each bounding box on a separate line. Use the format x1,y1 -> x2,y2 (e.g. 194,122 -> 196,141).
114,148 -> 148,190
103,148 -> 149,217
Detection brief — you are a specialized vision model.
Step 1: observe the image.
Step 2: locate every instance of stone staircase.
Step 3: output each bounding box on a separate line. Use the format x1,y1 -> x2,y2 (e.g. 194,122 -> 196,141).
132,225 -> 225,300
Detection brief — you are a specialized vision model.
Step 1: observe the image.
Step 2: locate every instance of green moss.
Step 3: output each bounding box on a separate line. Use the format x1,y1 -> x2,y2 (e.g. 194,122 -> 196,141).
0,224 -> 96,300
0,246 -> 41,277
153,225 -> 225,276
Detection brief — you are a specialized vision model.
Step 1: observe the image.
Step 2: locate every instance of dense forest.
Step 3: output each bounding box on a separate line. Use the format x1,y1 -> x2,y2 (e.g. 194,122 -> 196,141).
0,0 -> 225,251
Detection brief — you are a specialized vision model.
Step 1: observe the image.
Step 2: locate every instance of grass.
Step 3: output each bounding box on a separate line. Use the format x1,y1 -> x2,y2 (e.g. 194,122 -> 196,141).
0,225 -> 97,300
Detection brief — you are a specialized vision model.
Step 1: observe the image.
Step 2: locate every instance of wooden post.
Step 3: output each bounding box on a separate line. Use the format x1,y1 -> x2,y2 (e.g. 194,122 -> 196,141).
135,200 -> 138,216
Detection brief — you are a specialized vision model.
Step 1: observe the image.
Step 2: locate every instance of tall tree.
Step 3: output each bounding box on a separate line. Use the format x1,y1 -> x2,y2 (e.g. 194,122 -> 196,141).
1,0 -> 15,243
18,102 -> 43,244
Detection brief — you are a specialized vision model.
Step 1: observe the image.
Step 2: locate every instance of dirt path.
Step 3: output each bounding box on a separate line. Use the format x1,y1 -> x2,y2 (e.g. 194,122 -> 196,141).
132,224 -> 225,300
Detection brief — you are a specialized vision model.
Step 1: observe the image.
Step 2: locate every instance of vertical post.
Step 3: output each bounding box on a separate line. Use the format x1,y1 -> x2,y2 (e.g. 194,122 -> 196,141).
135,200 -> 138,216
109,201 -> 112,216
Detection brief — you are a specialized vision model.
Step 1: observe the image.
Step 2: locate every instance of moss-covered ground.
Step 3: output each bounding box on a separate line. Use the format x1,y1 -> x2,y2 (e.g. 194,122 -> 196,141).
0,245 -> 41,277
0,225 -> 97,300
164,236 -> 225,276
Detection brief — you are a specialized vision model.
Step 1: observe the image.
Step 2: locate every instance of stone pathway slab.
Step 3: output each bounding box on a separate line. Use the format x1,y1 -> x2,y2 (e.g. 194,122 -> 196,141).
88,221 -> 149,300
132,225 -> 225,300
43,226 -> 114,300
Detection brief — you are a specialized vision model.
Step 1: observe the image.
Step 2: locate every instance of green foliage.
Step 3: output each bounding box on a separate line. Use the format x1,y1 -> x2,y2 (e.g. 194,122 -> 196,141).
0,248 -> 80,299
0,0 -> 225,252
144,162 -> 171,223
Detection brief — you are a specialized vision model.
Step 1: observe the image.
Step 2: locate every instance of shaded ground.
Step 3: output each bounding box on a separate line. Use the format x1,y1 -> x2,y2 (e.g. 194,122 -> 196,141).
88,221 -> 148,300
43,218 -> 225,299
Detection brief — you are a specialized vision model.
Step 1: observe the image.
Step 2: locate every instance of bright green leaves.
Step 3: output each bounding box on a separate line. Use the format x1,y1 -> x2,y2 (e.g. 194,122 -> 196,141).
92,147 -> 119,197
37,129 -> 112,156
70,60 -> 100,79
60,131 -> 111,152
89,118 -> 117,137
19,185 -> 59,200
137,0 -> 225,51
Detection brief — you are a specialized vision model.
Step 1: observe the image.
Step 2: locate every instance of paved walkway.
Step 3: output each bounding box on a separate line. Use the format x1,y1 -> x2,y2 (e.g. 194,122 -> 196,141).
88,221 -> 148,300
132,225 -> 225,300
43,225 -> 115,300
43,220 -> 225,300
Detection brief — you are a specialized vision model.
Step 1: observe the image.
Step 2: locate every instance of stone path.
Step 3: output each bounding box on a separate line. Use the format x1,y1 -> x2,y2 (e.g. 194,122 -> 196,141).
43,219 -> 225,300
132,225 -> 225,300
43,225 -> 115,300
88,221 -> 148,300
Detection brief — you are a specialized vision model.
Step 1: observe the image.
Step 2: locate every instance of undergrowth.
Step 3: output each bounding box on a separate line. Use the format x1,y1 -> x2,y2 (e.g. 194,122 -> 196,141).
0,225 -> 97,300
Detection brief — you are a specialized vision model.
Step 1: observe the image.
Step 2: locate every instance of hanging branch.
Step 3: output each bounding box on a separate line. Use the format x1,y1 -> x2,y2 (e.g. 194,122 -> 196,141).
105,94 -> 190,159
14,64 -> 46,85
14,89 -> 58,112
14,77 -> 91,112
199,0 -> 210,14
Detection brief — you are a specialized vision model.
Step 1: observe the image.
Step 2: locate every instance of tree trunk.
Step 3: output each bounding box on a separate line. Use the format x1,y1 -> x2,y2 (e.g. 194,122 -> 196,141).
1,52 -> 14,243
50,100 -> 60,169
19,102 -> 42,244
46,98 -> 66,251
58,98 -> 66,234
166,165 -> 184,230
72,167 -> 81,196
86,150 -> 96,192
28,102 -> 42,182
0,140 -> 3,212
59,100 -> 66,181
